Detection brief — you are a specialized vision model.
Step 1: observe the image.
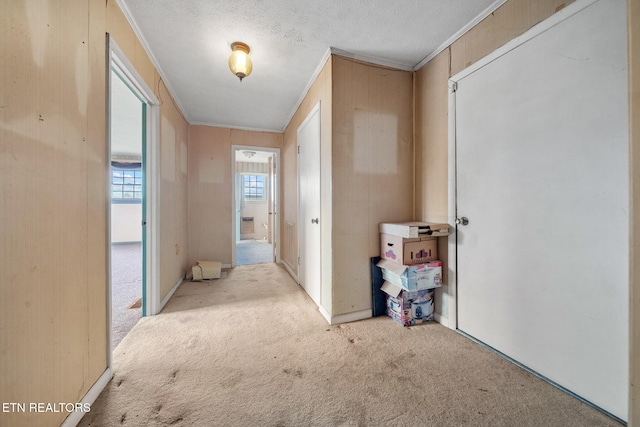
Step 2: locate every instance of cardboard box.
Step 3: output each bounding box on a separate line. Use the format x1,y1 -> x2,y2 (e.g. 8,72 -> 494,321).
377,259 -> 442,291
379,221 -> 450,238
192,261 -> 222,280
382,283 -> 434,327
381,233 -> 437,265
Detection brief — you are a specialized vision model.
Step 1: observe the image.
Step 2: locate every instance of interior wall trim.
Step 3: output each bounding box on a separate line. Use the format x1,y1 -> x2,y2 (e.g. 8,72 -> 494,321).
59,368 -> 111,427
434,313 -> 449,328
449,0 -> 598,82
282,260 -> 299,284
329,47 -> 415,71
414,0 -> 508,70
114,0 -> 189,121
160,273 -> 186,310
326,309 -> 372,325
281,47 -> 331,133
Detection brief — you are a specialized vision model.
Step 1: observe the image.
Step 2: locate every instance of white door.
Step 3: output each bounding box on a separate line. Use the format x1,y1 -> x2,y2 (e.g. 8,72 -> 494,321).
235,172 -> 242,242
454,0 -> 628,420
298,103 -> 321,306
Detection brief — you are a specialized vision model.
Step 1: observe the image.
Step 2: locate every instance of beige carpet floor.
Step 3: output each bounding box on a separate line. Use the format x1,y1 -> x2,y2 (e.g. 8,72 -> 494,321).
79,263 -> 621,427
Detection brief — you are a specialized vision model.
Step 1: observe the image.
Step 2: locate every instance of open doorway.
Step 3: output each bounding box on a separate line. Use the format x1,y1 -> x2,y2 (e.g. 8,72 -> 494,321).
232,146 -> 280,266
109,68 -> 143,349
107,36 -> 161,361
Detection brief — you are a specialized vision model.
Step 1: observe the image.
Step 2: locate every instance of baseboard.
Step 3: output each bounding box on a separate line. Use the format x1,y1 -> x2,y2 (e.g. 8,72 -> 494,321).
281,260 -> 298,283
318,305 -> 332,323
326,309 -> 372,325
60,368 -> 111,427
222,263 -> 232,269
434,313 -> 449,328
160,273 -> 185,310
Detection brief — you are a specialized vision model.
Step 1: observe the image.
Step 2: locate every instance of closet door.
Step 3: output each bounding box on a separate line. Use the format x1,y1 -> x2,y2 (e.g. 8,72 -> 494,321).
454,0 -> 628,420
298,103 -> 322,306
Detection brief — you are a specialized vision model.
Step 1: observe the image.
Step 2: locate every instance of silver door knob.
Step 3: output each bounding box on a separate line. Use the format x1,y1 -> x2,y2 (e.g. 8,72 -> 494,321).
311,218 -> 319,224
455,217 -> 469,226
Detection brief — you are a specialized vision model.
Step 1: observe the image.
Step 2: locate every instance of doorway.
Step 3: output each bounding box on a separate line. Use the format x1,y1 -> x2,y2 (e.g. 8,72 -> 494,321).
107,36 -> 161,361
232,146 -> 280,266
297,102 -> 321,307
449,1 -> 628,421
109,68 -> 144,349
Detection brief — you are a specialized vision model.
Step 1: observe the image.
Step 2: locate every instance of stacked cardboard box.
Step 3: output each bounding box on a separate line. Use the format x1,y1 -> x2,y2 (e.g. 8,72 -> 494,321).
377,222 -> 449,326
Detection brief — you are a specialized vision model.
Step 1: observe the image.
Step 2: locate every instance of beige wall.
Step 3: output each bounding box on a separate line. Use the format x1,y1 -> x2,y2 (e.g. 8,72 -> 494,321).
1,1 -> 107,426
0,1 -> 190,425
281,55 -> 412,318
282,56 -> 333,309
106,0 -> 190,301
630,0 -> 639,423
331,56 -> 413,316
187,126 -> 282,266
414,50 -> 451,316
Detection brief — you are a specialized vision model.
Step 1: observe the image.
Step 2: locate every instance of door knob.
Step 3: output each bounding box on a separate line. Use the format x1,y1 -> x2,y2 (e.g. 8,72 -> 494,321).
311,218 -> 319,224
455,217 -> 469,226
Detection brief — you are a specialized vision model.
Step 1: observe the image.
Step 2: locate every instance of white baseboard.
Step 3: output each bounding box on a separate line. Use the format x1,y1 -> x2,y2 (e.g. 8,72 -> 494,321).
60,368 -> 111,427
222,263 -> 232,269
326,309 -> 372,325
318,305 -> 332,323
281,260 -> 298,283
160,273 -> 185,310
434,313 -> 450,328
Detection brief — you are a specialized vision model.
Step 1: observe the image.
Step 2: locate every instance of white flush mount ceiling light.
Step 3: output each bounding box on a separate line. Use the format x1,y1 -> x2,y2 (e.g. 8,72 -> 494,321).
243,151 -> 256,159
228,41 -> 253,81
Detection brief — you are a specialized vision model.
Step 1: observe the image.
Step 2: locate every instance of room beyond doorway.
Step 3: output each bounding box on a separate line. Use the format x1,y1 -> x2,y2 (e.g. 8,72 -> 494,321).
232,146 -> 280,267
109,66 -> 144,349
235,240 -> 273,265
110,242 -> 141,348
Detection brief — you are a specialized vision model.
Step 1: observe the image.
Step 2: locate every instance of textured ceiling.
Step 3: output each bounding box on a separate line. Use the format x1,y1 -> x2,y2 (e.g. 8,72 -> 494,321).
119,0 -> 501,132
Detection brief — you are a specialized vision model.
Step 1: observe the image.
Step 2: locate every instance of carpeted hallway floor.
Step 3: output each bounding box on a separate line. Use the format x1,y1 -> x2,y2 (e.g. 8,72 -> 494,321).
80,263 -> 621,427
111,238 -> 271,350
236,239 -> 274,265
111,243 -> 142,350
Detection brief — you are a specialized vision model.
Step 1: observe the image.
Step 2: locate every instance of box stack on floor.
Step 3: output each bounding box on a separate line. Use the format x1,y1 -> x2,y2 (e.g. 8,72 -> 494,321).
377,222 -> 449,327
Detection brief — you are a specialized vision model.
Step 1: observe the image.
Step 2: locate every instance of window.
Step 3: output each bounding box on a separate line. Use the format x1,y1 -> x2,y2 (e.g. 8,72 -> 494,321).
243,174 -> 265,201
112,166 -> 142,203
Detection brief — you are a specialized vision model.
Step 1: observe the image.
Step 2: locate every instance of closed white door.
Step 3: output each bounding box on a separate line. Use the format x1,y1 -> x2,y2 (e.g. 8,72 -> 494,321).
298,103 -> 321,306
454,0 -> 628,420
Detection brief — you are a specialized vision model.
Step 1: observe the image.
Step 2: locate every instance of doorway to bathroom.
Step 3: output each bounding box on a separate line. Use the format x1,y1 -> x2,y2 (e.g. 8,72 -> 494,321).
232,146 -> 280,266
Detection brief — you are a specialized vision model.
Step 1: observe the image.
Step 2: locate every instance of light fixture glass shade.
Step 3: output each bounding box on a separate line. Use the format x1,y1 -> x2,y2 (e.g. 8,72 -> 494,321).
228,42 -> 253,81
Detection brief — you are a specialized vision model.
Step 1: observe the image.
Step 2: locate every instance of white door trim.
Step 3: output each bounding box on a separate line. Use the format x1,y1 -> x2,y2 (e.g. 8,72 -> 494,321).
446,0 -> 599,332
107,35 -> 161,339
231,145 -> 281,267
447,0 -> 627,420
297,101 -> 322,306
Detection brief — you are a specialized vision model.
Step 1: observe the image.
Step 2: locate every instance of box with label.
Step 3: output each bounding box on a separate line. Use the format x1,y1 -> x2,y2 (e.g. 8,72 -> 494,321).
192,261 -> 222,280
379,221 -> 450,238
380,233 -> 438,265
382,283 -> 434,327
377,259 -> 442,291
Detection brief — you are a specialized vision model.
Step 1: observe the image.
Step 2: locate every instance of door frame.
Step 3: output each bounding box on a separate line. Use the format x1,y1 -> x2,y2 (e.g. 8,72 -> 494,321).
231,145 -> 281,267
296,101 -> 322,306
447,0 -> 629,421
446,0 -> 599,332
107,36 -> 161,358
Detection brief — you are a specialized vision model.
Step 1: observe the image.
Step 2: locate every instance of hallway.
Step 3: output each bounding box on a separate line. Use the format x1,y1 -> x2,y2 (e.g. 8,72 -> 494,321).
236,239 -> 273,265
